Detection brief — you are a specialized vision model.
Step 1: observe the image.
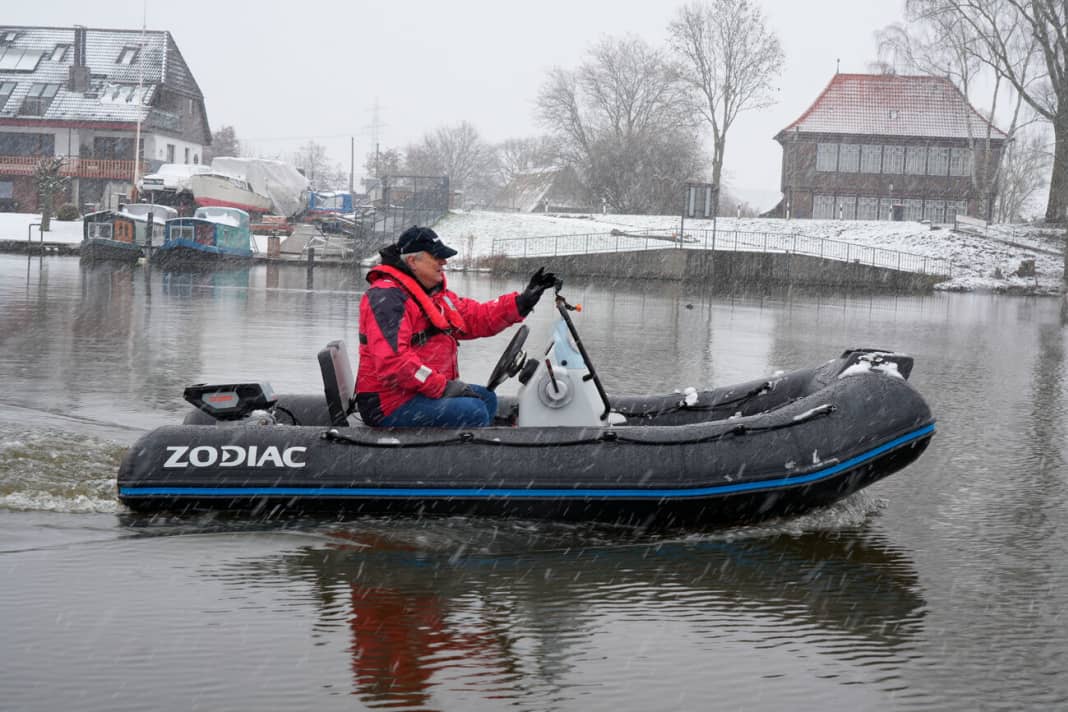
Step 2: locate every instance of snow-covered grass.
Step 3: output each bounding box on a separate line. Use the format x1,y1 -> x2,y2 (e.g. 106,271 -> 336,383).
0,212 -> 83,244
2,209 -> 1063,294
435,210 -> 1066,294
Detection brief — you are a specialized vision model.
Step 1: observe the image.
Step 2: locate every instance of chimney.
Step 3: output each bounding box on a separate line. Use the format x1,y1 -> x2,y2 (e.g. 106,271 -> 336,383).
68,25 -> 89,93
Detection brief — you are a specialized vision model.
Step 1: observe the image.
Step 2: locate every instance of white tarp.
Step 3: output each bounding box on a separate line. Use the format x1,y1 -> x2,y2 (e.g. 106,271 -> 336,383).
210,157 -> 310,217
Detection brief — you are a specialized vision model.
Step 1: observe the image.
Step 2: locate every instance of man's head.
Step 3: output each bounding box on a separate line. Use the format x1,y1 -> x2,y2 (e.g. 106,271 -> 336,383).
397,226 -> 456,289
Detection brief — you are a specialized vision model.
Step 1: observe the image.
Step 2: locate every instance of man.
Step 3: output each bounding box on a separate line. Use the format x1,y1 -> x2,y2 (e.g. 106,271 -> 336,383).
355,225 -> 556,428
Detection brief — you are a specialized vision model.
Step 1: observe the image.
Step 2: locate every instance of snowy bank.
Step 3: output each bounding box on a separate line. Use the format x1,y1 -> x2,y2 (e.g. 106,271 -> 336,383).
433,210 -> 1066,295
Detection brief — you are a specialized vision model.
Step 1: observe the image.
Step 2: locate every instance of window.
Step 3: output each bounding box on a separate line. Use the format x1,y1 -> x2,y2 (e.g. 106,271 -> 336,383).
116,46 -> 139,65
835,195 -> 857,220
813,194 -> 835,219
857,196 -> 879,220
0,31 -> 19,44
0,48 -> 44,72
947,200 -> 968,221
0,180 -> 13,199
879,198 -> 896,220
925,200 -> 946,223
838,144 -> 859,173
193,153 -> 199,164
927,147 -> 949,176
166,144 -> 175,163
905,146 -> 926,175
184,147 -> 190,164
949,148 -> 972,176
0,132 -> 54,155
170,224 -> 195,242
816,143 -> 838,172
0,81 -> 15,108
88,223 -> 113,239
883,145 -> 904,174
51,44 -> 70,62
905,198 -> 924,221
860,145 -> 882,173
19,83 -> 60,116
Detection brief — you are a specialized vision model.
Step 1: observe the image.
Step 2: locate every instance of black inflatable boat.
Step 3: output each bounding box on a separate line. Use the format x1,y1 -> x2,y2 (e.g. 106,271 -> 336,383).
117,288 -> 935,526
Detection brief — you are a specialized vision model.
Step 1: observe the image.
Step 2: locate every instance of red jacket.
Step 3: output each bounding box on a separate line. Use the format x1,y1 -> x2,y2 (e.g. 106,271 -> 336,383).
355,263 -> 522,424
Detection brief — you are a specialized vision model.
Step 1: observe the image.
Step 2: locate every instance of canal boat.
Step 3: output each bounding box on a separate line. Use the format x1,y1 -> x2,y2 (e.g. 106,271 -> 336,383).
80,203 -> 179,264
117,286 -> 935,525
154,207 -> 254,266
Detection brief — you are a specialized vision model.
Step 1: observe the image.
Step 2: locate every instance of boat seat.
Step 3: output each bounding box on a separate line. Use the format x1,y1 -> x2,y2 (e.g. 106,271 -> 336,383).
318,340 -> 357,426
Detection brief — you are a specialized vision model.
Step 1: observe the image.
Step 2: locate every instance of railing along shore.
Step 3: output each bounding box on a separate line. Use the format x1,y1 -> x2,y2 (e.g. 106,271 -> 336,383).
491,228 -> 952,277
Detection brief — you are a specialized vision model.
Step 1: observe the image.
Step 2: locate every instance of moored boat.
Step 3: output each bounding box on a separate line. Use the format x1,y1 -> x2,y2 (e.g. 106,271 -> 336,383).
80,210 -> 141,263
153,206 -> 253,266
190,172 -> 273,215
117,287 -> 935,526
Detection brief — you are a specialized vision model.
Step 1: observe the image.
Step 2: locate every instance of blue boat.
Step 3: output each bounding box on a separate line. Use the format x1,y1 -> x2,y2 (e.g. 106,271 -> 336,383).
154,207 -> 253,265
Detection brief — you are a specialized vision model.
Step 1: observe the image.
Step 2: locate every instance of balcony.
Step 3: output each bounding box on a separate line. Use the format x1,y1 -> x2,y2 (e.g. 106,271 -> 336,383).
0,155 -> 149,180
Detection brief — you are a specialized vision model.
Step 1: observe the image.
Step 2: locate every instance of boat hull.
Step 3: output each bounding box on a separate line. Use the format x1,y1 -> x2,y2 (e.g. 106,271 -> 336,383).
117,353 -> 935,526
79,237 -> 142,263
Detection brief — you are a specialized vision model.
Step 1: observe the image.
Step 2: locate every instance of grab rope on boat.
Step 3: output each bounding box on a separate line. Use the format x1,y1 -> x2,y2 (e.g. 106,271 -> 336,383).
319,403 -> 836,449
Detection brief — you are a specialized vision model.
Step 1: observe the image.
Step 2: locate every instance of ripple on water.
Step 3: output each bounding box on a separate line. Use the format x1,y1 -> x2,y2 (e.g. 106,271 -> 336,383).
0,427 -> 123,513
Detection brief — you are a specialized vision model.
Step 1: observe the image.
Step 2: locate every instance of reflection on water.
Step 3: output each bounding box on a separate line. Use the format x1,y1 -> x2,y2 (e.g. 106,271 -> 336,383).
2,255 -> 1068,710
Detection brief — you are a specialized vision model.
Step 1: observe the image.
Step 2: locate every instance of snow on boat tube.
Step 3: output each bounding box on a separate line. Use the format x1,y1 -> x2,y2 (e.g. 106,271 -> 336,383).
117,289 -> 935,526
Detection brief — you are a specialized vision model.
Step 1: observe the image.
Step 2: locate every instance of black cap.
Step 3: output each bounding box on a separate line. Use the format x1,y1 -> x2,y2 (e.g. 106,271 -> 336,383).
397,226 -> 457,259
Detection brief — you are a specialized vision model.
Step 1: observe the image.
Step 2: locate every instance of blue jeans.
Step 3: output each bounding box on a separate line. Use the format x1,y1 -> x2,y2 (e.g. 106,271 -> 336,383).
379,384 -> 497,428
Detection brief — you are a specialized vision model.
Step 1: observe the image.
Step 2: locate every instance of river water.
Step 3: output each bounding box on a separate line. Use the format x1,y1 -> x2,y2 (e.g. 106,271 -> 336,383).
1,254 -> 1065,711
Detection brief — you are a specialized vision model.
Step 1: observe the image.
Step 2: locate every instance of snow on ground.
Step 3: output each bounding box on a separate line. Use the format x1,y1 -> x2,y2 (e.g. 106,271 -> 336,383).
0,212 -> 83,245
2,209 -> 1064,294
435,210 -> 1066,294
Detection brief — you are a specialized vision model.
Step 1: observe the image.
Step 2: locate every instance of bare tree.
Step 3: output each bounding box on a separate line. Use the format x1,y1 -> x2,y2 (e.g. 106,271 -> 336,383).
995,129 -> 1052,221
405,121 -> 495,202
537,35 -> 705,214
668,0 -> 785,213
291,140 -> 346,191
906,0 -> 1066,223
364,147 -> 404,179
877,5 -> 1035,220
34,157 -> 67,232
495,136 -> 562,185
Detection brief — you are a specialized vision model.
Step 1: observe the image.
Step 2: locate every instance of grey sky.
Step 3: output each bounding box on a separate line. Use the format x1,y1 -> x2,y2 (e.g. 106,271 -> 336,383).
13,1 -> 904,203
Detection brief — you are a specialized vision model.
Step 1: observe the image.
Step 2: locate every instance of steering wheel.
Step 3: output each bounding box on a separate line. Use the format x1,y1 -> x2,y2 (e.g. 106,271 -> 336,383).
486,325 -> 529,391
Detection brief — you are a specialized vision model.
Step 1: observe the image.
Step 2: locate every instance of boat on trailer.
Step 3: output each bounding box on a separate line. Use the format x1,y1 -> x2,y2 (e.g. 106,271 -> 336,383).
117,287 -> 935,526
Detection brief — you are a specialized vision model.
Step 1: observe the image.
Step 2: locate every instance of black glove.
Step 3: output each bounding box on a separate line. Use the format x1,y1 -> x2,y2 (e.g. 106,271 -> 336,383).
442,379 -> 480,399
516,267 -> 558,316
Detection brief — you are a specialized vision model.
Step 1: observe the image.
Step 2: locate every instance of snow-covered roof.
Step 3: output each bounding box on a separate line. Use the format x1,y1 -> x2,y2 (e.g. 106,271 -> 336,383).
0,25 -> 204,126
777,73 -> 1008,142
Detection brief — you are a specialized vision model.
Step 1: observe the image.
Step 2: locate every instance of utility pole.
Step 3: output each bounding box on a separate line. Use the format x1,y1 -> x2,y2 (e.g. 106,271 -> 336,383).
349,136 -> 354,193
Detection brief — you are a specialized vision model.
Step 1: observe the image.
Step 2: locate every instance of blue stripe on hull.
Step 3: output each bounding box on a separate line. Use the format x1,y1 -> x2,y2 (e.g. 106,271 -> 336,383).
120,424 -> 934,500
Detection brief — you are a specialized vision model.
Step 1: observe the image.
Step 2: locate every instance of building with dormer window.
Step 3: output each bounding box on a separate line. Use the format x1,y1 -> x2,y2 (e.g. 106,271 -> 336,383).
0,25 -> 210,212
774,73 -> 1007,222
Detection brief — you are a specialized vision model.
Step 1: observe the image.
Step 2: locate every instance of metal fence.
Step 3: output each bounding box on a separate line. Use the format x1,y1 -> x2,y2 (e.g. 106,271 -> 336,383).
491,227 -> 952,277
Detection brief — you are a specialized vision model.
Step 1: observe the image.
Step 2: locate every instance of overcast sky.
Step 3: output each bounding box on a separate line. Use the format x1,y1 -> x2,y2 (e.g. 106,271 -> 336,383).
14,0 -> 905,205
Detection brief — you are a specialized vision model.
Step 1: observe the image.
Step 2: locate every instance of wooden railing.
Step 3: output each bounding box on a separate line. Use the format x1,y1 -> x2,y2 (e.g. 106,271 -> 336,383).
0,155 -> 149,180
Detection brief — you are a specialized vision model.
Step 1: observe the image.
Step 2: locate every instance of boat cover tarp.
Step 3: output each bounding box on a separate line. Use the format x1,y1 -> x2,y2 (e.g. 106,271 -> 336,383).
211,157 -> 310,218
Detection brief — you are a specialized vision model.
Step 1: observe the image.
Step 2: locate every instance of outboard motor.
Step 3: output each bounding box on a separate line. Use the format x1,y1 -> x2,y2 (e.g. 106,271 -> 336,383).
183,382 -> 277,422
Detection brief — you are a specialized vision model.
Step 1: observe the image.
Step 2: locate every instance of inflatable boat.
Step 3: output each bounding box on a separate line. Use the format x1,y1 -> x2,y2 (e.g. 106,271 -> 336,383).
117,287 -> 935,526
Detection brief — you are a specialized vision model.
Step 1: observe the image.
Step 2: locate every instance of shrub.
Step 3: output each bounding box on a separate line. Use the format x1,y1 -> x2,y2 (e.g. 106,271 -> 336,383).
56,203 -> 80,221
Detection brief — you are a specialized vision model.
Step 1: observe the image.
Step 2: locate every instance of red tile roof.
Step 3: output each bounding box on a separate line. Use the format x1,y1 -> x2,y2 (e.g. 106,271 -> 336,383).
777,73 -> 1007,141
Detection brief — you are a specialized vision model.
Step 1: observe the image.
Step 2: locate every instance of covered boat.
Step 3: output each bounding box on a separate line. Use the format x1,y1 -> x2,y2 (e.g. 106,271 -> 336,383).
154,206 -> 253,265
117,288 -> 935,526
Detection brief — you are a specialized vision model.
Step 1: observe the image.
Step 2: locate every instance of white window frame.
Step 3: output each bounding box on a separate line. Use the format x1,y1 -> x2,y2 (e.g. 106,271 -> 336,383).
813,194 -> 835,219
949,148 -> 972,176
906,146 -> 927,175
857,196 -> 879,220
117,47 -> 140,65
816,143 -> 838,172
860,145 -> 882,173
838,144 -> 860,173
927,147 -> 950,176
883,145 -> 904,174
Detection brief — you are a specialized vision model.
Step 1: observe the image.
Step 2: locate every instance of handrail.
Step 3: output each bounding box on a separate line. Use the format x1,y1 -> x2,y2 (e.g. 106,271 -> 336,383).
491,226 -> 952,277
0,154 -> 149,179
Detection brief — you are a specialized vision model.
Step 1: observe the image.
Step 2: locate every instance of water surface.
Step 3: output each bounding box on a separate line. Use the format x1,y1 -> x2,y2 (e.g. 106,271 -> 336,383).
1,254 -> 1065,711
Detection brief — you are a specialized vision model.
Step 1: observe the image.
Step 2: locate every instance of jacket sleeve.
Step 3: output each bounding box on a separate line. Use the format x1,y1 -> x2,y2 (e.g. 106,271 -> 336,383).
361,287 -> 449,398
451,290 -> 524,341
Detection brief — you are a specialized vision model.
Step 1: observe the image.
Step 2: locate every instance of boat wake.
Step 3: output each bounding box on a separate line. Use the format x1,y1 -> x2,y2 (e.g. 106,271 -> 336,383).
0,427 -> 124,514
